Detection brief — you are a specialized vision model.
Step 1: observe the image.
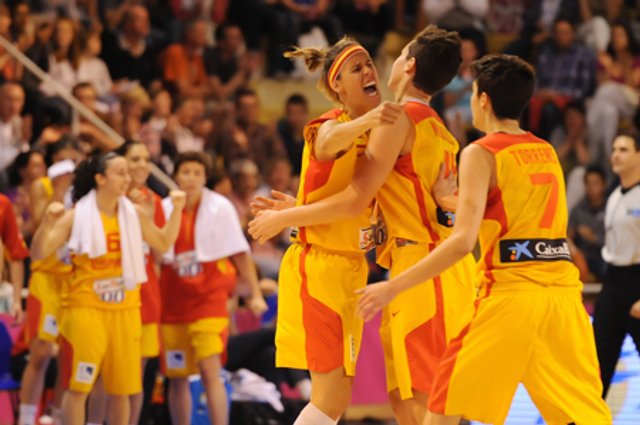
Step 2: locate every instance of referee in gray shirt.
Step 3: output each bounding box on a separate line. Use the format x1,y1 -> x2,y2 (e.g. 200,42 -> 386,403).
593,133 -> 640,398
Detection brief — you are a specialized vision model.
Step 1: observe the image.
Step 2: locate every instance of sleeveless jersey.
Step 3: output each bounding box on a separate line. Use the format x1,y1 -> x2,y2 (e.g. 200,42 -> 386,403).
377,100 -> 460,267
474,132 -> 580,289
294,109 -> 373,253
160,202 -> 238,323
31,176 -> 72,274
65,212 -> 140,309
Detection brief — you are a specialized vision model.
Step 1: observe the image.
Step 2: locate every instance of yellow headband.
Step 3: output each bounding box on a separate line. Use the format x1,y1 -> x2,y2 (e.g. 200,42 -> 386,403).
327,45 -> 368,90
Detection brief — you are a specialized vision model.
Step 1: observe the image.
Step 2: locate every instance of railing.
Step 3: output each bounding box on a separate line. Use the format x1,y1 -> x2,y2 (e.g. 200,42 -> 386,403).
0,35 -> 177,190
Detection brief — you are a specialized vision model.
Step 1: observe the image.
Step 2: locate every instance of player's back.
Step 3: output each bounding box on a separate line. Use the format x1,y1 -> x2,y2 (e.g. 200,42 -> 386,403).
474,132 -> 580,289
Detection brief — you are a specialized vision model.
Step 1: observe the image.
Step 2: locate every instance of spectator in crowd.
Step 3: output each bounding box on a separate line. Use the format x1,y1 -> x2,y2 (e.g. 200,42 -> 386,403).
568,165 -> 608,281
0,82 -> 29,184
11,1 -> 36,50
146,87 -> 173,134
100,4 -> 160,89
276,93 -> 308,176
118,85 -> 151,140
486,0 -> 524,35
0,4 -> 22,82
162,18 -> 213,99
5,150 -> 46,239
228,158 -> 260,230
205,22 -> 254,101
164,96 -> 206,153
422,0 -> 489,31
335,0 -> 393,56
72,82 -> 118,152
228,88 -> 286,173
529,16 -> 596,139
266,0 -> 344,77
78,29 -> 113,99
551,99 -> 592,175
442,32 -> 481,146
588,20 -> 640,166
39,18 -> 81,97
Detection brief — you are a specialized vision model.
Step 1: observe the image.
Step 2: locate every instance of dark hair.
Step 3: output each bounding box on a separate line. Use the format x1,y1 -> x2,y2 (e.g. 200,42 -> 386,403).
173,151 -> 213,180
114,139 -> 145,157
607,20 -> 640,58
286,93 -> 308,108
584,164 -> 606,183
284,36 -> 362,104
72,81 -> 96,97
471,54 -> 535,120
235,88 -> 258,106
44,134 -> 82,166
214,22 -> 240,43
52,17 -> 81,70
72,152 -> 121,202
406,26 -> 462,95
7,150 -> 44,187
553,15 -> 576,30
564,99 -> 586,116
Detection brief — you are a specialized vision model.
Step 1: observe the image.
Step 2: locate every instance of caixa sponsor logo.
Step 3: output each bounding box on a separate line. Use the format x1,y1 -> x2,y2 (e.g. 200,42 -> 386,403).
499,238 -> 572,262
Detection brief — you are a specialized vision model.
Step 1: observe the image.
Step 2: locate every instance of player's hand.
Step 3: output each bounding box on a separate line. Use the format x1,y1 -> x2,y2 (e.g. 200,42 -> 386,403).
366,101 -> 404,127
247,294 -> 269,317
129,188 -> 155,217
248,210 -> 285,244
250,190 -> 296,215
433,163 -> 457,208
356,281 -> 395,322
169,190 -> 187,210
630,300 -> 640,319
11,299 -> 23,324
44,202 -> 65,223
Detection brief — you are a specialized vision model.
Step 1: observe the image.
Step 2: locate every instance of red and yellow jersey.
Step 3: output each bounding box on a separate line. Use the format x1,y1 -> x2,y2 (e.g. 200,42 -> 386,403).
31,177 -> 72,275
294,109 -> 372,253
377,100 -> 460,267
0,193 -> 29,261
140,187 -> 165,324
65,212 -> 140,309
160,203 -> 237,324
474,132 -> 580,289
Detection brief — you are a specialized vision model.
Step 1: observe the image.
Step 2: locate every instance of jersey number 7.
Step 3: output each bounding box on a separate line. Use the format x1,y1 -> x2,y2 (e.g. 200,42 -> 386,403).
529,172 -> 559,229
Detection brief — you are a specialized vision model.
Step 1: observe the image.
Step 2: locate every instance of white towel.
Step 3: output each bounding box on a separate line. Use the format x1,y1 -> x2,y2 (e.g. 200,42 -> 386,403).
68,189 -> 147,289
162,188 -> 249,264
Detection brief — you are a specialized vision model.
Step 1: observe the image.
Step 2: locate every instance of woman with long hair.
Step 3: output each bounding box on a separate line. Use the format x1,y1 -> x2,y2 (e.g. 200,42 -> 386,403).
30,152 -> 185,425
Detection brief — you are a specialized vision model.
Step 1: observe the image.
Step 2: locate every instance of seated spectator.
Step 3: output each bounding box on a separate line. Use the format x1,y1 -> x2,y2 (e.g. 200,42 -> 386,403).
568,165 -> 608,281
422,0 -> 489,31
39,18 -> 81,97
5,150 -> 46,239
266,0 -> 344,77
100,4 -> 161,89
442,33 -> 481,147
205,22 -> 254,101
529,16 -> 596,139
486,0 -> 524,35
276,93 -> 308,176
587,20 -> 640,167
164,96 -> 206,153
219,89 -> 286,173
0,4 -> 22,82
78,29 -> 113,99
228,158 -> 260,229
335,0 -> 393,56
162,18 -> 213,98
0,82 -> 30,190
72,82 -> 119,151
118,85 -> 151,140
11,2 -> 36,50
550,99 -> 592,175
146,87 -> 173,134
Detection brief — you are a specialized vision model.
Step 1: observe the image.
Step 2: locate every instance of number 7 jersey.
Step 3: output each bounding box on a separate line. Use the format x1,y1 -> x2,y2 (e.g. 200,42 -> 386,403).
474,132 -> 581,290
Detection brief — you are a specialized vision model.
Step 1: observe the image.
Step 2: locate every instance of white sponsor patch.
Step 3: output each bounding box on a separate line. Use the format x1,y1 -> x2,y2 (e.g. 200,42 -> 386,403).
166,350 -> 186,370
43,314 -> 58,337
75,362 -> 97,384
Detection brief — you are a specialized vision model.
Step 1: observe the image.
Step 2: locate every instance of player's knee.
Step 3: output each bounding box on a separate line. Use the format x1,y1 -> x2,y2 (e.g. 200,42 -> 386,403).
29,340 -> 55,366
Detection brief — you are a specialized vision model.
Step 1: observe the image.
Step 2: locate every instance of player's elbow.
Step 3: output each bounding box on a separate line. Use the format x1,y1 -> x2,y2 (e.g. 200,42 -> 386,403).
454,232 -> 476,255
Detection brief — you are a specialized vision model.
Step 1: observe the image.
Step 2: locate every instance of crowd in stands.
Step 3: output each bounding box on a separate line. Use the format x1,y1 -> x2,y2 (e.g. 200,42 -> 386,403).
1,0 -> 640,421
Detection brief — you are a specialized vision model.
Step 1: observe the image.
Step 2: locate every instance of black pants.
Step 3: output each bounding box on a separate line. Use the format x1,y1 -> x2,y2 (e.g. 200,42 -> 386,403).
226,327 -> 309,390
592,263 -> 640,397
